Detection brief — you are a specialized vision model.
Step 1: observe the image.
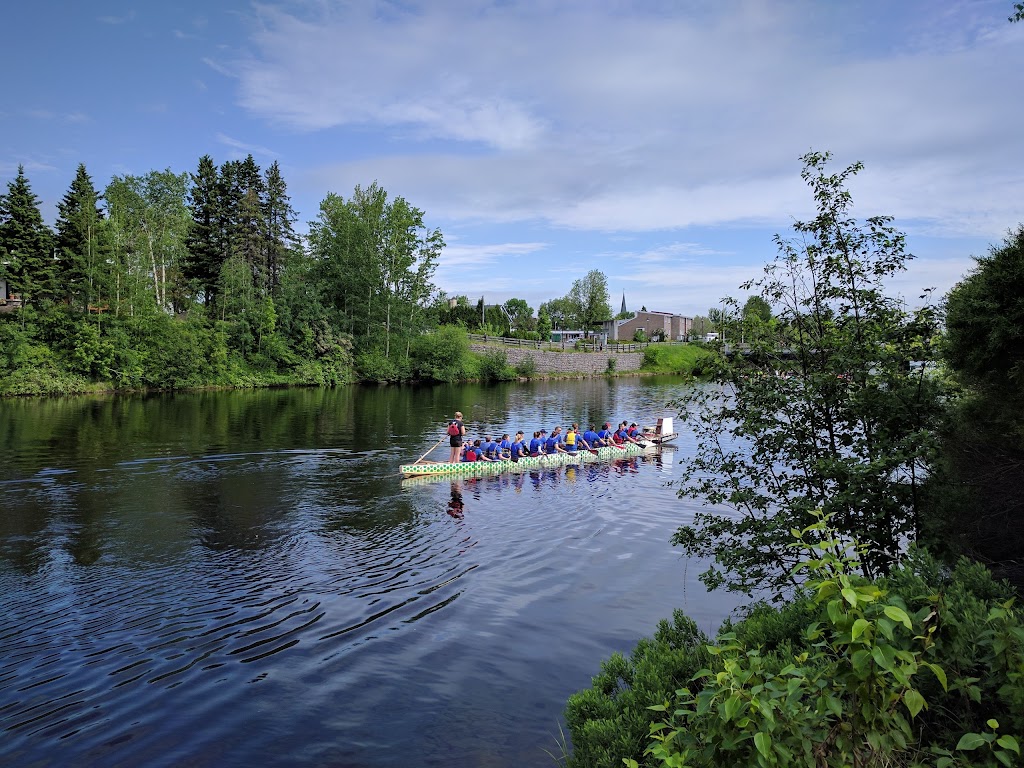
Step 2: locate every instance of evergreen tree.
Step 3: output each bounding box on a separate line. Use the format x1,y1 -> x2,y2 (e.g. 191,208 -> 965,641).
263,161 -> 298,296
184,155 -> 224,306
232,155 -> 265,295
0,165 -> 55,307
55,163 -> 108,310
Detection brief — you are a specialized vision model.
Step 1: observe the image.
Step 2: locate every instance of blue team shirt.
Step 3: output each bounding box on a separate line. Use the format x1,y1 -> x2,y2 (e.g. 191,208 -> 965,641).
583,430 -> 600,446
529,437 -> 543,454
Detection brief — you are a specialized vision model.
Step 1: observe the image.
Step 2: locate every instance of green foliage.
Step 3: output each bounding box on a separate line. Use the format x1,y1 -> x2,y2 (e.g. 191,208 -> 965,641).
928,225 -> 1024,583
670,152 -> 946,599
568,517 -> 1024,768
0,365 -> 94,396
409,326 -> 472,383
641,344 -> 714,375
537,307 -> 553,340
355,349 -> 402,382
54,163 -> 109,311
477,349 -> 514,382
944,226 -> 1024,402
633,329 -> 648,343
568,269 -> 613,335
308,182 -> 442,362
0,165 -> 55,306
606,357 -> 617,373
563,611 -> 711,768
514,355 -> 537,378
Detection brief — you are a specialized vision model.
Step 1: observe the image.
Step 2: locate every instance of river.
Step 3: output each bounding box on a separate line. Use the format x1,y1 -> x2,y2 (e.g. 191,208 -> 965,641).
0,377 -> 740,767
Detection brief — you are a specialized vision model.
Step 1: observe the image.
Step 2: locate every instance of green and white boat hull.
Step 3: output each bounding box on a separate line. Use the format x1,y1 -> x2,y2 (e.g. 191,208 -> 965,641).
400,442 -> 653,478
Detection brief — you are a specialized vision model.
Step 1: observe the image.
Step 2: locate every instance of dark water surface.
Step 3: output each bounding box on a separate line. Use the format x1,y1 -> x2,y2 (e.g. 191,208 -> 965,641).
0,378 -> 739,767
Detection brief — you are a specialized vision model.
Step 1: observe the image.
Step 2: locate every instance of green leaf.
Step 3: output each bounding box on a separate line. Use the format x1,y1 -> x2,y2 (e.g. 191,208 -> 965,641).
883,605 -> 912,629
923,662 -> 948,692
841,587 -> 858,606
956,733 -> 988,751
903,688 -> 925,718
995,750 -> 1013,767
723,693 -> 742,722
987,719 -> 1000,730
996,735 -> 1020,754
754,731 -> 772,759
851,618 -> 870,641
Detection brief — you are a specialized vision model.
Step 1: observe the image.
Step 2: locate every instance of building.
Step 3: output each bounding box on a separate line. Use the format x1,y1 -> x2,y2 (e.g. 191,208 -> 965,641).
603,310 -> 694,342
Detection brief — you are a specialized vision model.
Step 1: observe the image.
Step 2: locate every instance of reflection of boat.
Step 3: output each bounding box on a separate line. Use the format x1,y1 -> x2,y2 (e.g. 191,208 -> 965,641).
400,441 -> 654,479
641,417 -> 678,444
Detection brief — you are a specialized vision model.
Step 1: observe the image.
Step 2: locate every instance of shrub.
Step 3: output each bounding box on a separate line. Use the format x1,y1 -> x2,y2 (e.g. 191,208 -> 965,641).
478,349 -> 513,382
514,356 -> 537,378
606,357 -> 617,373
564,610 -> 711,768
567,515 -> 1024,768
410,326 -> 473,382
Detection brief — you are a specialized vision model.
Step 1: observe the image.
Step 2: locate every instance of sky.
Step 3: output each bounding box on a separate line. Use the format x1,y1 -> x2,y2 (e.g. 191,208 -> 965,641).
2,0 -> 1022,317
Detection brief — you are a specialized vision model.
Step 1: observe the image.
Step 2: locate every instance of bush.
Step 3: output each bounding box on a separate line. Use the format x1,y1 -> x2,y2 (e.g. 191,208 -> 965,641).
564,610 -> 711,768
355,350 -> 404,382
410,326 -> 473,382
567,516 -> 1024,768
606,357 -> 617,373
478,349 -> 513,382
514,356 -> 537,378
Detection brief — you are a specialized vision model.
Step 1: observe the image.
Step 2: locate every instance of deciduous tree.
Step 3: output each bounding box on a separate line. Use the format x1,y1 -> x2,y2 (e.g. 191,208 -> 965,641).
568,269 -> 612,337
671,152 -> 945,599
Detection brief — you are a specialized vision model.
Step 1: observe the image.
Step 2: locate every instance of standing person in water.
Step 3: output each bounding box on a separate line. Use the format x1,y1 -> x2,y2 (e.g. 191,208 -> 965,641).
447,411 -> 465,463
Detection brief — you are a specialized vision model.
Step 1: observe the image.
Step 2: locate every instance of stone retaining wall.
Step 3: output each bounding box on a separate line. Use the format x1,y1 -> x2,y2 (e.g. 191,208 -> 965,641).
470,344 -> 644,374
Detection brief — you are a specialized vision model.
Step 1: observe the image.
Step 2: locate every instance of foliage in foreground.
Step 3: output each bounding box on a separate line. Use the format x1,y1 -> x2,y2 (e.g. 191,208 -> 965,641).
670,152 -> 945,599
927,226 -> 1024,583
564,516 -> 1024,768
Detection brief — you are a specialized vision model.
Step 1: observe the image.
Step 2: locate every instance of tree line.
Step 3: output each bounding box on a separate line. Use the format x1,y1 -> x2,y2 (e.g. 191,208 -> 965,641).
0,160 -> 646,392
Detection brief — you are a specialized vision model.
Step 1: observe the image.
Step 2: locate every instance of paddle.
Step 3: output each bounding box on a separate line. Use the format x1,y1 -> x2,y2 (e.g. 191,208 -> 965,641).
412,435 -> 447,465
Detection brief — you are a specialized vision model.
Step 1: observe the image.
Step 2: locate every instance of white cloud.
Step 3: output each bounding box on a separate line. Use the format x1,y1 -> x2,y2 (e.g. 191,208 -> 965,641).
216,132 -> 277,158
217,1 -> 1020,309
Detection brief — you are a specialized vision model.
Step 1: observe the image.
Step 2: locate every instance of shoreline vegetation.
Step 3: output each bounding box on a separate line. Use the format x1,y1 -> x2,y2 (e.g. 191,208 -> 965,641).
0,323 -> 715,398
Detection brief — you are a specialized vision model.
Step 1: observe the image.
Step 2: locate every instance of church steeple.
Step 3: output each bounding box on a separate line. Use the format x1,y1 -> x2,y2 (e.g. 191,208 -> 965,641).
620,291 -> 627,315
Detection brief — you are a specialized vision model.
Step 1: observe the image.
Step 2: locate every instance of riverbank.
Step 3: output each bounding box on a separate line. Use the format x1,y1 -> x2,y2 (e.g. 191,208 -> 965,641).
1,329 -> 715,398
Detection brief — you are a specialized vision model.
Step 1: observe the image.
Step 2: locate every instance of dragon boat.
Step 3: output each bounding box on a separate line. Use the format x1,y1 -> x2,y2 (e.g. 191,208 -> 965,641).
400,441 -> 655,479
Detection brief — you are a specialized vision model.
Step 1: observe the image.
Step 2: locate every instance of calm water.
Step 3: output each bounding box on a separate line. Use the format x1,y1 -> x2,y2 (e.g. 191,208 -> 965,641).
0,377 -> 739,767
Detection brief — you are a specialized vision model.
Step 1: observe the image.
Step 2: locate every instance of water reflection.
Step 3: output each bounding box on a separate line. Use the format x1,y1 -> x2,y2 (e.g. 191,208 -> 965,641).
0,380 -> 733,768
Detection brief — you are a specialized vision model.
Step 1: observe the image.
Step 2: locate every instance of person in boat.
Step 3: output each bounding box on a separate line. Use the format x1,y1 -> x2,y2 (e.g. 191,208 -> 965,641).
475,438 -> 500,462
628,422 -> 640,439
499,434 -> 512,459
565,424 -> 579,453
529,430 -> 546,457
481,435 -> 497,460
510,431 -> 527,462
616,423 -> 642,445
460,441 -> 478,462
447,411 -> 466,463
597,422 -> 614,446
581,424 -> 600,450
546,427 -> 568,454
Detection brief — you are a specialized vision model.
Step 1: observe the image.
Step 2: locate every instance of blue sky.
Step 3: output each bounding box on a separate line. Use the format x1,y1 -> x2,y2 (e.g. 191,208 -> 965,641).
2,0 -> 1022,316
